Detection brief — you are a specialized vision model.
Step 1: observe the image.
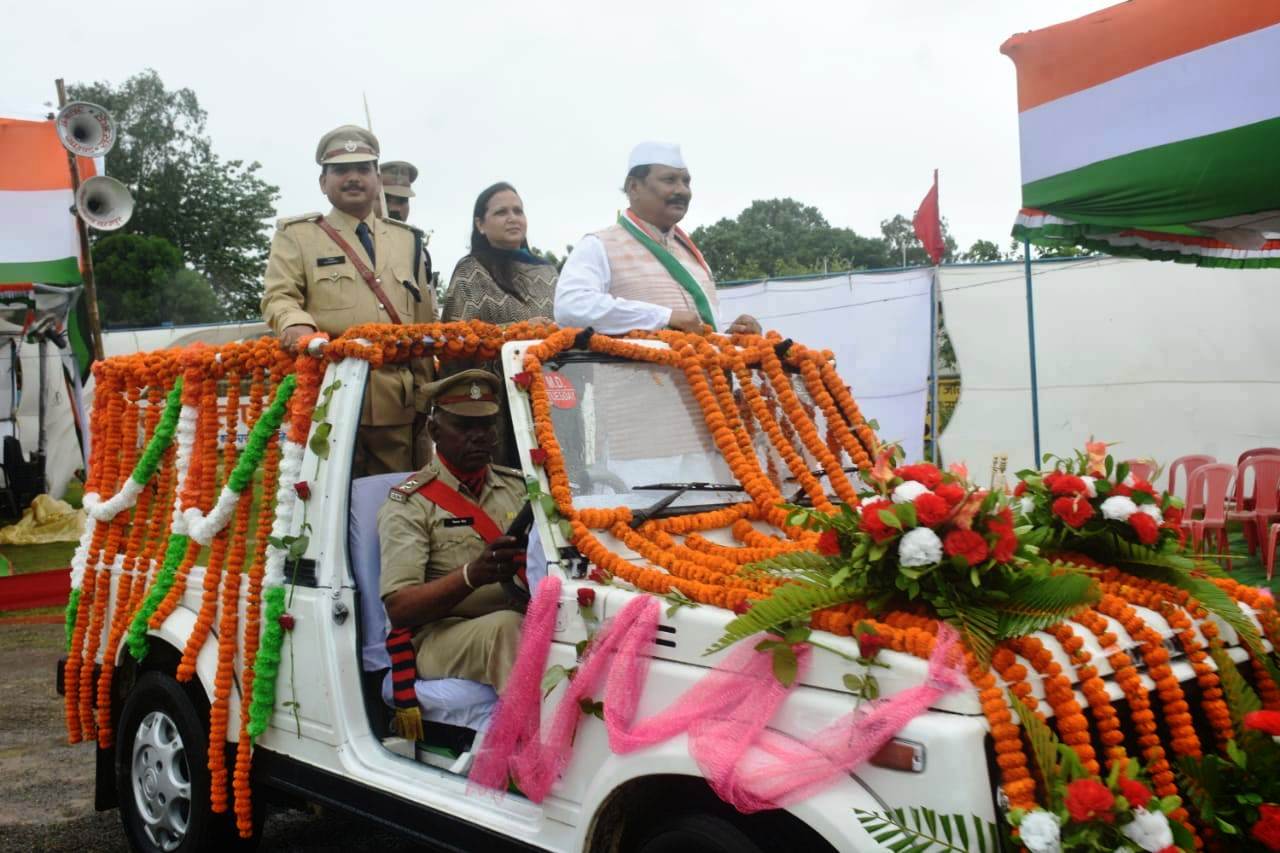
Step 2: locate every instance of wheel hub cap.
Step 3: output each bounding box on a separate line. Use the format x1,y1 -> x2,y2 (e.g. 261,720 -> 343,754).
130,710 -> 192,852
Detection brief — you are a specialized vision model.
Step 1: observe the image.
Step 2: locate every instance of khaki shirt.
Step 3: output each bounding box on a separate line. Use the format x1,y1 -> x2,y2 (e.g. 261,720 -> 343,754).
260,206 -> 438,425
377,460 -> 526,620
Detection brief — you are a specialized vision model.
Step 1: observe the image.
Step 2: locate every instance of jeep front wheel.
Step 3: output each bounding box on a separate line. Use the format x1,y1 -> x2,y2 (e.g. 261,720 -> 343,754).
115,670 -> 257,853
634,812 -> 768,853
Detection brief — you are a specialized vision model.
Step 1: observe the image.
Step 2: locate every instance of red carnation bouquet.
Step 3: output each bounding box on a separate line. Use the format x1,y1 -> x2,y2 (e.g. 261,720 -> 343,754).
713,450 -> 1098,664
1014,447 -> 1186,554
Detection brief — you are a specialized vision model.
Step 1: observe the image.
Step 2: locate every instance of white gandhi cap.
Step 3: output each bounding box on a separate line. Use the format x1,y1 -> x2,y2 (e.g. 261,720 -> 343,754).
627,141 -> 686,171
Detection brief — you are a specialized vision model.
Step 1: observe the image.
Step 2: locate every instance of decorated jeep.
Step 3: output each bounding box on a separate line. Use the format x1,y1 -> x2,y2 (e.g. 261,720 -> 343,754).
60,321 -> 1280,852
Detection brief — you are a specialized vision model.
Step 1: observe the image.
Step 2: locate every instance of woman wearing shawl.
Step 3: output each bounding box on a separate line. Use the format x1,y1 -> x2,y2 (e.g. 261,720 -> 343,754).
442,182 -> 557,466
442,182 -> 557,326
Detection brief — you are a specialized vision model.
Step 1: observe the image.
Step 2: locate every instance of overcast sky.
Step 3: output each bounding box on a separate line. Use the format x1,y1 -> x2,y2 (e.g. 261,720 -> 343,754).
3,0 -> 1112,279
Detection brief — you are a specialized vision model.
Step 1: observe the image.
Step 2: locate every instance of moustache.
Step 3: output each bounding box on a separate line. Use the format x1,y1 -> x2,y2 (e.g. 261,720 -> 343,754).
666,196 -> 690,206
341,183 -> 365,191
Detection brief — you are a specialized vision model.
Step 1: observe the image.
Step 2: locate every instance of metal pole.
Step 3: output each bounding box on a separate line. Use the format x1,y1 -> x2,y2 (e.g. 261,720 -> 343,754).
363,92 -> 389,220
55,78 -> 105,361
928,267 -> 940,463
1023,239 -> 1042,465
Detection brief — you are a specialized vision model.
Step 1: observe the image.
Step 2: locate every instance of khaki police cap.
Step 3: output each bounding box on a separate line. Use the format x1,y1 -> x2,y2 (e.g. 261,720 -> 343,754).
316,124 -> 380,166
380,160 -> 418,198
426,369 -> 502,417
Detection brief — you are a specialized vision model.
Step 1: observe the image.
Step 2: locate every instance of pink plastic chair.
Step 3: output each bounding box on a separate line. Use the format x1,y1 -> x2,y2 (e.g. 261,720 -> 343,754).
1265,522 -> 1280,581
1183,463 -> 1235,566
1167,454 -> 1215,514
1125,459 -> 1156,483
1228,455 -> 1280,557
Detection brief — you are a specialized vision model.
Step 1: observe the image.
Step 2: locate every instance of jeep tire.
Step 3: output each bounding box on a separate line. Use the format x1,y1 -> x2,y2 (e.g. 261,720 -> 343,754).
115,670 -> 259,853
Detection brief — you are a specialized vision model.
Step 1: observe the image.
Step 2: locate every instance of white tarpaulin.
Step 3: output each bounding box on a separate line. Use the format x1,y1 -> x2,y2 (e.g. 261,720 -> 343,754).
718,268 -> 935,463
939,257 -> 1280,476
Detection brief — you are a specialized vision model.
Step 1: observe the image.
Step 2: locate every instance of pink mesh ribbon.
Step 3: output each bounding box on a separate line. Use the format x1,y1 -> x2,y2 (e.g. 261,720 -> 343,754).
471,576 -> 968,812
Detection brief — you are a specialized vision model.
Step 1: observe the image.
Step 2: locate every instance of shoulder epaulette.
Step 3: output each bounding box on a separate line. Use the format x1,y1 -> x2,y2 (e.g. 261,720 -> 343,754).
388,469 -> 438,503
276,212 -> 322,230
383,217 -> 414,232
491,464 -> 524,480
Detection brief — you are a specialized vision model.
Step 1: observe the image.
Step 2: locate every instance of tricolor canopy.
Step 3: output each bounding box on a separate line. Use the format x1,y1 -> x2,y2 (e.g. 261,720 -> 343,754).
1003,1 -> 1280,268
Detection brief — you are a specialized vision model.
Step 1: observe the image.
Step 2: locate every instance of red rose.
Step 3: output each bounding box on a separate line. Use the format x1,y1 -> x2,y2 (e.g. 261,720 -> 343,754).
1013,481 -> 1028,497
1252,804 -> 1280,851
1132,480 -> 1158,498
1118,777 -> 1153,809
1049,474 -> 1088,497
935,483 -> 966,507
989,525 -> 1018,563
913,492 -> 951,526
577,588 -> 595,608
512,371 -> 534,390
1163,506 -> 1183,526
293,480 -> 311,501
732,598 -> 753,616
858,499 -> 898,543
895,463 -> 942,490
1245,710 -> 1280,736
943,529 -> 989,567
1129,513 -> 1159,545
278,613 -> 295,631
856,631 -> 887,658
1065,778 -> 1115,823
1052,495 -> 1095,528
529,447 -> 549,466
816,529 -> 842,556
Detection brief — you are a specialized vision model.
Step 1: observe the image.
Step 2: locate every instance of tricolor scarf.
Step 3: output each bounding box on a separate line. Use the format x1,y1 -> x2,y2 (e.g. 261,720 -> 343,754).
616,210 -> 716,327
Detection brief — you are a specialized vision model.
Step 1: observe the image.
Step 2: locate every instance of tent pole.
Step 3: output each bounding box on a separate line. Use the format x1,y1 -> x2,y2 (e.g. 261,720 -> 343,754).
928,267 -> 940,463
1023,239 -> 1042,465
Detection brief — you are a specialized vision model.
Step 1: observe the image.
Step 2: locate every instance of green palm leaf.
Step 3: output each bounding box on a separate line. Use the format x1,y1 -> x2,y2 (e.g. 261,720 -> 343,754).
704,580 -> 856,655
854,807 -> 1000,853
1010,692 -> 1065,810
933,597 -> 1000,666
995,573 -> 1099,641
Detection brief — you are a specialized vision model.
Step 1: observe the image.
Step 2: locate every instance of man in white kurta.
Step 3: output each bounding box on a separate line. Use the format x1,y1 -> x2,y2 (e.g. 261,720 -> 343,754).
554,142 -> 761,336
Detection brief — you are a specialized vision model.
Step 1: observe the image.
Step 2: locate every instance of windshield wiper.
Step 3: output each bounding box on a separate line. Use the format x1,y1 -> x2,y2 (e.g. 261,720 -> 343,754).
629,482 -> 745,528
633,482 -> 745,492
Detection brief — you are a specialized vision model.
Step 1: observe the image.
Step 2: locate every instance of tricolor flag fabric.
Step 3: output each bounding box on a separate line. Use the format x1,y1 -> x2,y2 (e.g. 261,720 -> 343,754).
0,116 -> 97,284
1002,1 -> 1280,268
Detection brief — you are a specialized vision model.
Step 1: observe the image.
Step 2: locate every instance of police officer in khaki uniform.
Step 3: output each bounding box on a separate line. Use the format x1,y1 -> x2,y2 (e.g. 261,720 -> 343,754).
261,125 -> 437,476
378,369 -> 527,691
378,159 -> 434,290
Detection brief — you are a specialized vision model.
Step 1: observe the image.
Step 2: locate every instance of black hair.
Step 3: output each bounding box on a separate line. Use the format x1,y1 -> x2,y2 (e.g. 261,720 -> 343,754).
621,164 -> 651,193
469,181 -> 530,299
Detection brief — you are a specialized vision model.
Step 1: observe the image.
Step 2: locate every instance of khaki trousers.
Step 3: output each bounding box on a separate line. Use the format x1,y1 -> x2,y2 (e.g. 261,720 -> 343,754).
354,419 -> 433,477
414,610 -> 522,692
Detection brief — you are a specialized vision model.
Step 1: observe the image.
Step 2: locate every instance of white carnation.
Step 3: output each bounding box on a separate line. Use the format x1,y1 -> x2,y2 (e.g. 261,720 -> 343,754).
1120,808 -> 1173,852
892,480 -> 930,504
1138,503 -> 1163,521
898,527 -> 943,567
1080,475 -> 1098,498
1020,495 -> 1036,516
1019,810 -> 1061,853
1100,495 -> 1138,522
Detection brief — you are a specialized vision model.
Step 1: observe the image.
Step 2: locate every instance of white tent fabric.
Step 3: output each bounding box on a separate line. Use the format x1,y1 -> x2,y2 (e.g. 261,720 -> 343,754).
718,268 -> 934,463
938,257 -> 1280,476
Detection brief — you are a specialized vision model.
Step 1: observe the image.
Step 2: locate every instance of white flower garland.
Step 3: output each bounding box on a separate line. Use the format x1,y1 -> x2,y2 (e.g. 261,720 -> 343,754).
69,504 -> 99,590
263,440 -> 306,588
185,484 -> 242,546
169,404 -> 199,535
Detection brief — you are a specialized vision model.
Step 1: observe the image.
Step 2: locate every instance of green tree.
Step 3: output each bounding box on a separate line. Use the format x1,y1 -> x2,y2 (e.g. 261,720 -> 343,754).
961,239 -> 1005,262
879,214 -> 958,267
92,233 -> 223,328
69,69 -> 279,321
691,199 -> 892,281
530,244 -> 573,272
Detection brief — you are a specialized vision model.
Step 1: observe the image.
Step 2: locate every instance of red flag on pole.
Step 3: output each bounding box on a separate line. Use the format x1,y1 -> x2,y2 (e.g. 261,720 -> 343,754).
913,169 -> 944,265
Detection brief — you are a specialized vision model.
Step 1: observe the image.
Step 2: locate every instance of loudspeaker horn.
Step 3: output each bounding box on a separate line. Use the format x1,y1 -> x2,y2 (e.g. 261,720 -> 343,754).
75,176 -> 134,231
55,101 -> 116,158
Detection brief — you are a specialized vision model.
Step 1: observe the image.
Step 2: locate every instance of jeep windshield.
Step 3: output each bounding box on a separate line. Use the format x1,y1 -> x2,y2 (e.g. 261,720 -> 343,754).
540,355 -> 753,513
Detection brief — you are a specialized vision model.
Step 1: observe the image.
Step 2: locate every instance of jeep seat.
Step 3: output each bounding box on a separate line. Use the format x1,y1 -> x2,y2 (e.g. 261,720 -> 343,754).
348,473 -> 498,732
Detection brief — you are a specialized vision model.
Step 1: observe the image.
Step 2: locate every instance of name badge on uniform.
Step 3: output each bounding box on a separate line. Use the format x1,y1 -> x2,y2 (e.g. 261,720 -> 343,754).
317,256 -> 346,267
443,517 -> 474,528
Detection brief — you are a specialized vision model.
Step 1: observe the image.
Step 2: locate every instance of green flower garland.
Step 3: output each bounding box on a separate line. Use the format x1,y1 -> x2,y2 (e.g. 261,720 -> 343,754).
64,588 -> 80,652
126,375 -> 295,663
248,585 -> 287,738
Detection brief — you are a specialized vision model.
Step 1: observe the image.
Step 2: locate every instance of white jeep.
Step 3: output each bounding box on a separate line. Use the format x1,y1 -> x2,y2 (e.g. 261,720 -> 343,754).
63,336 -> 1261,853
